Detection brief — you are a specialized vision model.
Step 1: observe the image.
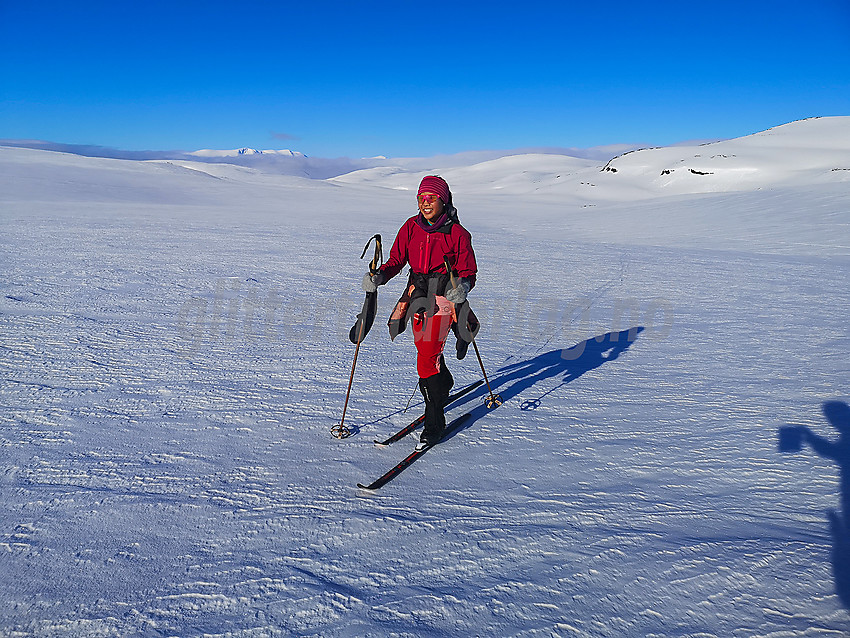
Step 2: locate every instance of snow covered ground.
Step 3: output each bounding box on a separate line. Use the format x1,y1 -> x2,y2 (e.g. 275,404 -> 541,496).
1,117 -> 849,636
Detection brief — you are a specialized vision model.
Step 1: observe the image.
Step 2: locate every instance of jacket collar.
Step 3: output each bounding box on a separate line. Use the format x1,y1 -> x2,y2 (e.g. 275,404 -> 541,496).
414,207 -> 457,234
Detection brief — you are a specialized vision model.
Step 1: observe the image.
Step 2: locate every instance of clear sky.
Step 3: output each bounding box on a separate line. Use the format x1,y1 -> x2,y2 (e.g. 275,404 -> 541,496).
1,0 -> 849,158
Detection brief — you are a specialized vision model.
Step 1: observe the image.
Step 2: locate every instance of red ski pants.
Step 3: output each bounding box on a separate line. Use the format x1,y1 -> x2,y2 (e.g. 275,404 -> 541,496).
411,295 -> 456,378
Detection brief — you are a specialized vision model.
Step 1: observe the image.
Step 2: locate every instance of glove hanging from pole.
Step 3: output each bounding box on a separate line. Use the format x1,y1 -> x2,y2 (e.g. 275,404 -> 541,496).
362,271 -> 385,293
445,278 -> 470,305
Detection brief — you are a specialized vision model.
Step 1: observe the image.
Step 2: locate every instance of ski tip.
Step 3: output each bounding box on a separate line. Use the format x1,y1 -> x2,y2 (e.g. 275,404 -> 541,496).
357,482 -> 377,490
373,440 -> 388,446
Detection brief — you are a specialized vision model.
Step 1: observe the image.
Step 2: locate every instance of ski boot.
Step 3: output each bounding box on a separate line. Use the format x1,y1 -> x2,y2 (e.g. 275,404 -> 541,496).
416,361 -> 454,450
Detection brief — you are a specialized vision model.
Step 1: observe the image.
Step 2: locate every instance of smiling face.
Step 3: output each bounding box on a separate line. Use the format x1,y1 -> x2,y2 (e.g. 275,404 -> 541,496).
417,192 -> 444,222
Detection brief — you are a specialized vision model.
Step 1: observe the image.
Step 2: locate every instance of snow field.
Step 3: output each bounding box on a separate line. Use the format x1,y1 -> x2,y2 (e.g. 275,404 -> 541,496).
1,118 -> 850,636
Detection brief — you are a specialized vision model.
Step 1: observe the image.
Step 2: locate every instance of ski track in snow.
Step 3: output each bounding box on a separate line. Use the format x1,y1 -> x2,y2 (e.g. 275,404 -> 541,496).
1,122 -> 850,636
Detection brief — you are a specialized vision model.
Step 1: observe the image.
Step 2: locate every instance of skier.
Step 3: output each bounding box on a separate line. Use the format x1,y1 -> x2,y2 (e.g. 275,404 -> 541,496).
362,175 -> 478,449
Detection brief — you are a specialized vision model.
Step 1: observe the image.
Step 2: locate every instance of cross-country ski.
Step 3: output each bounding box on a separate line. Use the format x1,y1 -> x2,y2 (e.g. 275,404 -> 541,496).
358,412 -> 473,490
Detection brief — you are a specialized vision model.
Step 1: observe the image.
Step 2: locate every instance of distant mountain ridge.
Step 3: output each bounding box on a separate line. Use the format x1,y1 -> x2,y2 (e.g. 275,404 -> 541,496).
2,117 -> 847,189
0,139 -> 642,179
188,148 -> 306,158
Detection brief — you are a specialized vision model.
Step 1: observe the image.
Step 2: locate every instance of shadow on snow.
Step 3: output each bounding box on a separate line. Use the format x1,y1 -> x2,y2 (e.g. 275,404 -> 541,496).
444,326 -> 644,441
779,401 -> 850,608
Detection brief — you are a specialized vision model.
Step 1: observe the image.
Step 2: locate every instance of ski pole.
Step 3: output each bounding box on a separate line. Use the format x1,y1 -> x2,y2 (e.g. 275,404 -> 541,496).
403,380 -> 419,413
331,330 -> 364,439
444,257 -> 502,409
471,340 -> 502,409
332,235 -> 383,439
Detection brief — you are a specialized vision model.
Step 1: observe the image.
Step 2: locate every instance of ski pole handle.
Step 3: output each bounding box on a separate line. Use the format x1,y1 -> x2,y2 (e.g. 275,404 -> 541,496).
443,256 -> 457,288
362,234 -> 383,274
370,234 -> 382,274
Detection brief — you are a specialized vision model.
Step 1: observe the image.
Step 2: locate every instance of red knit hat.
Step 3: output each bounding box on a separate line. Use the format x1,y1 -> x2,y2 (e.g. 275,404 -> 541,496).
417,175 -> 451,204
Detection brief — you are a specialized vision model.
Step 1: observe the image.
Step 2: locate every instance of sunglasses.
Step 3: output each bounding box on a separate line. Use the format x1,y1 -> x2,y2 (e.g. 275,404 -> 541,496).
417,193 -> 441,205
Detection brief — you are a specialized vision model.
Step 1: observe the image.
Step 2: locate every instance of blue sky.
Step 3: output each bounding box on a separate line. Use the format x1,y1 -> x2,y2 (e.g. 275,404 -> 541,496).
1,0 -> 849,158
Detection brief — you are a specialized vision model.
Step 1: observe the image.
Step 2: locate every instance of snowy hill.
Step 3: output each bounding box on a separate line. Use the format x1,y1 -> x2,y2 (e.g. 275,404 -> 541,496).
332,152 -> 600,197
334,116 -> 850,201
1,117 -> 849,635
597,117 -> 850,196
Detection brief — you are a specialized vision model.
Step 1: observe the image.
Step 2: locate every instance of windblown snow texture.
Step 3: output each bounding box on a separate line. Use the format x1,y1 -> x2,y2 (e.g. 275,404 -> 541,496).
1,117 -> 849,635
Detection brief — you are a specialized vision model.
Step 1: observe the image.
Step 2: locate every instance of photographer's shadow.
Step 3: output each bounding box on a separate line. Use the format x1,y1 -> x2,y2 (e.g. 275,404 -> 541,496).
780,401 -> 850,608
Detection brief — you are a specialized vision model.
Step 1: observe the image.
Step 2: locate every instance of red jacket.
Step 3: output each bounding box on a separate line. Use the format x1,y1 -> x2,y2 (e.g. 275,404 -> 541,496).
380,214 -> 477,288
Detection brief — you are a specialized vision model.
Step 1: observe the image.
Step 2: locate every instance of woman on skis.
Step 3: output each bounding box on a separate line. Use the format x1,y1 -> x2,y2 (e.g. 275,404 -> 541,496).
363,175 -> 478,449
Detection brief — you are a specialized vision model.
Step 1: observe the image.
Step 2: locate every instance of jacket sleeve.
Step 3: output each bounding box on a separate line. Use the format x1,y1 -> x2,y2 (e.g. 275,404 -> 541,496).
379,218 -> 413,282
453,226 -> 477,290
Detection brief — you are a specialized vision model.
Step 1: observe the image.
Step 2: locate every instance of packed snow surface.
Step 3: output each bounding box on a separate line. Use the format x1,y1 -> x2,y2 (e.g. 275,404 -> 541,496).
1,117 -> 850,636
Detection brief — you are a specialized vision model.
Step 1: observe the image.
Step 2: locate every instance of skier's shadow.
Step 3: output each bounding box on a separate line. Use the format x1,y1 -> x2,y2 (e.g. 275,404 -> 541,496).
445,327 -> 644,439
779,401 -> 850,608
